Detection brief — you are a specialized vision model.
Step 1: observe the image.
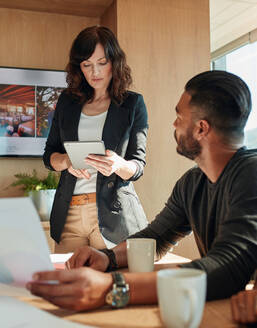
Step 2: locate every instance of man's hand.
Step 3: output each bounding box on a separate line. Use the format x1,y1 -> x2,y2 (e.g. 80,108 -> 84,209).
231,289 -> 257,324
66,246 -> 109,272
26,267 -> 113,311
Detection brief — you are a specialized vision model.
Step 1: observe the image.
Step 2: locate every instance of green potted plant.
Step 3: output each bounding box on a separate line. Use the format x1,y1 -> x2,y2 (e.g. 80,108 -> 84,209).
11,169 -> 59,221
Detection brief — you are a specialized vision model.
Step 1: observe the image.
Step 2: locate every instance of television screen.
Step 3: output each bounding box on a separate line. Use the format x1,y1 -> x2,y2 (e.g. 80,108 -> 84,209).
0,67 -> 66,157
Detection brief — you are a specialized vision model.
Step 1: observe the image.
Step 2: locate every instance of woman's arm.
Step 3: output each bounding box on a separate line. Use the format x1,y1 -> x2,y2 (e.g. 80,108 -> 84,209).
43,94 -> 90,179
50,151 -> 91,179
123,94 -> 148,181
50,152 -> 70,171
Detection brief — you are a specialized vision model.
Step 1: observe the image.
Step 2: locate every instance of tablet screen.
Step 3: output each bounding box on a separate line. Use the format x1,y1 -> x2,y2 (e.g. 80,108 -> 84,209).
63,141 -> 106,169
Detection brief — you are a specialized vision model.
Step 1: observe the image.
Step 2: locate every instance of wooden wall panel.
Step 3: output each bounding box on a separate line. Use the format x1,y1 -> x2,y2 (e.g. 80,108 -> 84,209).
115,0 -> 210,258
101,0 -> 117,35
0,8 -> 98,197
116,0 -> 210,218
0,8 -> 98,69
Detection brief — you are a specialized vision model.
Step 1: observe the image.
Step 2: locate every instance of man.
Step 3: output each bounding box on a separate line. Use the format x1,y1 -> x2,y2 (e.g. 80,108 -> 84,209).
27,71 -> 257,311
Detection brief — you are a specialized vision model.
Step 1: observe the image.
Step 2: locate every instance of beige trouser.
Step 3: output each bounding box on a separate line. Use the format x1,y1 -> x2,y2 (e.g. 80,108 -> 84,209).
55,202 -> 106,253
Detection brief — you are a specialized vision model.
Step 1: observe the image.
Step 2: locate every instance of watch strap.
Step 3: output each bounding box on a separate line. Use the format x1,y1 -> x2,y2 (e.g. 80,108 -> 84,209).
111,271 -> 126,287
99,248 -> 118,272
106,272 -> 130,308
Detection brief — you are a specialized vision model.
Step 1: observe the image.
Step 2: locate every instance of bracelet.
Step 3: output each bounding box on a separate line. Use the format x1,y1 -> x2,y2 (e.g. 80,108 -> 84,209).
99,248 -> 118,272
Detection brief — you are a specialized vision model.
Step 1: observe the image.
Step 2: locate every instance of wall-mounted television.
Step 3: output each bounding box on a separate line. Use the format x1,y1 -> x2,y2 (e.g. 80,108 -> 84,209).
0,67 -> 66,157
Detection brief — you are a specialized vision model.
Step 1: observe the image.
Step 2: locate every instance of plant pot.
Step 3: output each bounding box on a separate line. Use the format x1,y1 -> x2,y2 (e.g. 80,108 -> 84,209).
28,189 -> 56,221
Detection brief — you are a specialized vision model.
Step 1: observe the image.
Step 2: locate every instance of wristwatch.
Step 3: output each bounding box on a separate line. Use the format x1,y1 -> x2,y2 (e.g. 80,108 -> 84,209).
106,272 -> 130,308
99,248 -> 118,272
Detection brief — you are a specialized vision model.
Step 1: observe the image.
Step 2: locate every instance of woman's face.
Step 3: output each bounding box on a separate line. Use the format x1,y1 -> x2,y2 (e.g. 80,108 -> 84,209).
80,43 -> 112,92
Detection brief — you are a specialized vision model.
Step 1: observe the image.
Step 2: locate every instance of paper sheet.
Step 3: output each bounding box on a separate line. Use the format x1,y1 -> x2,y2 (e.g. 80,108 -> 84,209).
0,297 -> 95,328
51,253 -> 74,270
0,282 -> 36,297
50,253 -> 73,263
0,198 -> 97,327
0,197 -> 53,288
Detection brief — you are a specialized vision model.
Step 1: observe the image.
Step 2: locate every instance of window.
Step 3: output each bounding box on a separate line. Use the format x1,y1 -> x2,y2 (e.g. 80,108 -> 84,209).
212,41 -> 257,149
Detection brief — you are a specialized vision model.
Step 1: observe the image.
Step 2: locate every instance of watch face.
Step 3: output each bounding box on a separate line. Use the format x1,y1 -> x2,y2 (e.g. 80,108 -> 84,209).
106,286 -> 129,308
114,287 -> 130,307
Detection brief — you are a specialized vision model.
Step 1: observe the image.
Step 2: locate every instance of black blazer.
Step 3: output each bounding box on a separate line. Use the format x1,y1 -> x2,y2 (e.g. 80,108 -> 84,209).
43,90 -> 149,244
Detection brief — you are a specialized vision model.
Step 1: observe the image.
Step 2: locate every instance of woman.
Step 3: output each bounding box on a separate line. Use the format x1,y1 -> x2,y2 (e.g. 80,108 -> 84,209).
231,272 -> 257,324
43,26 -> 148,253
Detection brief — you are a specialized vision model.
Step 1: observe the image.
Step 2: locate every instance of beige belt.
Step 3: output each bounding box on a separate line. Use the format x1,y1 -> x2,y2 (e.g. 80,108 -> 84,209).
70,193 -> 96,206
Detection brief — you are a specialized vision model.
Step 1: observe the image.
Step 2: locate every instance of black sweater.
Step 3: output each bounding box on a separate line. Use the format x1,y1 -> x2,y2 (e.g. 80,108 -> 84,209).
130,147 -> 257,300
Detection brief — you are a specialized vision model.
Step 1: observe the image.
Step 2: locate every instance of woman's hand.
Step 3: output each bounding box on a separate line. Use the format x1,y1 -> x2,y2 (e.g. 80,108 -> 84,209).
68,165 -> 91,179
85,150 -> 137,180
50,152 -> 90,179
26,267 -> 112,311
85,150 -> 124,176
65,154 -> 90,179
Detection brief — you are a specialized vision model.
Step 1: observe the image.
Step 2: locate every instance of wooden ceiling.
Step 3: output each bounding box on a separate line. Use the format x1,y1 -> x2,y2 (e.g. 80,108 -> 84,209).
0,85 -> 35,105
0,0 -> 113,17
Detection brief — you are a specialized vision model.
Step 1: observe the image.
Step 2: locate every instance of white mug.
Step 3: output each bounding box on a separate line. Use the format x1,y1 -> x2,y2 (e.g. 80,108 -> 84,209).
126,238 -> 156,272
157,268 -> 206,328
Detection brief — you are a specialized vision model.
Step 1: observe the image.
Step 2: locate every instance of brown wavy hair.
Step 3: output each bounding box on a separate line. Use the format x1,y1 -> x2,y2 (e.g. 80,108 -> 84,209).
66,25 -> 132,104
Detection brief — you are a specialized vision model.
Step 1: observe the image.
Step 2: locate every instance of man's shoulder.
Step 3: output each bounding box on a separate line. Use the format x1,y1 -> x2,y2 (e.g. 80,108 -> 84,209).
231,147 -> 257,169
239,147 -> 257,159
177,165 -> 203,188
221,148 -> 257,190
182,165 -> 202,179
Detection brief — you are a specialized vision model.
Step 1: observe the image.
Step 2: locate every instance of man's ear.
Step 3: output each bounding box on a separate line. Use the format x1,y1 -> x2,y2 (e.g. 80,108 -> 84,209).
195,120 -> 210,139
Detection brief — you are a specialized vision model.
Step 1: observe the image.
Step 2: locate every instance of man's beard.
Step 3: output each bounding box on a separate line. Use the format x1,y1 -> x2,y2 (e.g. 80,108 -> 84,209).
174,128 -> 201,160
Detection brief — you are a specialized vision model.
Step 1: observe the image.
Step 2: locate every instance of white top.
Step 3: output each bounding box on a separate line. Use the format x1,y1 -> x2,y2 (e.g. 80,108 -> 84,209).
73,111 -> 108,195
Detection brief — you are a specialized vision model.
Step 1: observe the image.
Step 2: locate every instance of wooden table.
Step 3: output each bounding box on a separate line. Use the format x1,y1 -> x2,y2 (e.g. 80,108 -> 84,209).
20,253 -> 239,328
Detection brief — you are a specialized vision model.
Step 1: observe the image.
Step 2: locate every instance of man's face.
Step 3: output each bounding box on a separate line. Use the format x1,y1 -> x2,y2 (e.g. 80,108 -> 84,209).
173,92 -> 202,160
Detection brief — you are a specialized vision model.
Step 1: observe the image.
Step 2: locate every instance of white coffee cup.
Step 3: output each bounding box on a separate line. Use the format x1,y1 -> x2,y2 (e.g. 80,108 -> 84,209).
126,238 -> 156,272
157,268 -> 206,328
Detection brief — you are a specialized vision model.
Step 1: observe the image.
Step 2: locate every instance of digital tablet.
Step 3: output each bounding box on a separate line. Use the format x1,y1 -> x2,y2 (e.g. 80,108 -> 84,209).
63,141 -> 106,169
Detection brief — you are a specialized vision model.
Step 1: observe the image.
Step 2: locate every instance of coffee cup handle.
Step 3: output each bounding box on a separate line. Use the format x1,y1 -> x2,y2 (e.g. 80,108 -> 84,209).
183,289 -> 197,328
